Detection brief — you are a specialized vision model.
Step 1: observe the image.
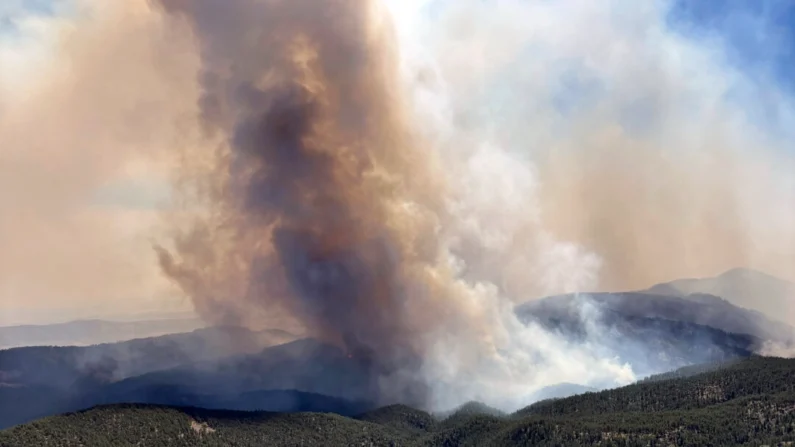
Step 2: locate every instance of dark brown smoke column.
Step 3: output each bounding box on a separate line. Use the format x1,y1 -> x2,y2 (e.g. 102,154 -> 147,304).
152,0 -> 448,405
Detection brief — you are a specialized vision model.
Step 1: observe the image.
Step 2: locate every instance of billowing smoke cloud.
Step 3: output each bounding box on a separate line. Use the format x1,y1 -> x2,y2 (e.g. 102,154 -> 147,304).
4,0 -> 795,412
151,0 -> 629,409
407,0 -> 795,297
153,0 -> 454,405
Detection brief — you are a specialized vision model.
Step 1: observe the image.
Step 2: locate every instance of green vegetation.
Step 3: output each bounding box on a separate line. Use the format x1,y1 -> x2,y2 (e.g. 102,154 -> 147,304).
3,356 -> 795,446
518,356 -> 795,416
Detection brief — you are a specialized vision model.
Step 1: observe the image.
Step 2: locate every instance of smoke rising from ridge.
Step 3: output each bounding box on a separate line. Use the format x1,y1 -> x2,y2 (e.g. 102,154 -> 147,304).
151,0 -> 632,408
3,0 -> 795,410
153,0 -> 453,404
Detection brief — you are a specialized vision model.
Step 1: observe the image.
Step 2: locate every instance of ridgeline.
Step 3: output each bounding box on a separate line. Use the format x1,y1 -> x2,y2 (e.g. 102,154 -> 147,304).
3,356 -> 795,446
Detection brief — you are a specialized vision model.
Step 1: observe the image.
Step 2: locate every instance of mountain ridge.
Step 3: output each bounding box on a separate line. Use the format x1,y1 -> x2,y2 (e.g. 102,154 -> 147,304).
2,272 -> 794,432
3,356 -> 795,446
0,317 -> 206,349
643,267 -> 795,324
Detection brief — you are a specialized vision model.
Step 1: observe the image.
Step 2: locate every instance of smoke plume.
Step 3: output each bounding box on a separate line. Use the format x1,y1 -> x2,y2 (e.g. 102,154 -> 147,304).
4,0 -> 795,411
153,0 -> 454,404
149,0 -> 794,409
151,0 -> 629,408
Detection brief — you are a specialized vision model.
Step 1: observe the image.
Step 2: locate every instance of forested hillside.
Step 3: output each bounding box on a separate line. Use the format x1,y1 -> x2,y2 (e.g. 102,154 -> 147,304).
3,356 -> 795,446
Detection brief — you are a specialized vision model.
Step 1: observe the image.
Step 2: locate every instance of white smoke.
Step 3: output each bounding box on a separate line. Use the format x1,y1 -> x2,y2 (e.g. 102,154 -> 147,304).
382,0 -> 795,411
380,0 -> 630,411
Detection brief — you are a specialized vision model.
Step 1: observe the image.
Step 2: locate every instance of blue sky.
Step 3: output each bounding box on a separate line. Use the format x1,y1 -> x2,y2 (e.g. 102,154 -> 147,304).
0,0 -> 67,33
669,0 -> 795,92
668,0 -> 795,139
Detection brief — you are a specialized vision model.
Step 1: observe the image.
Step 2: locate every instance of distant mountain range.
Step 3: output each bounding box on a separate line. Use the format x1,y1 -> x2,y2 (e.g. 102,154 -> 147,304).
644,267 -> 795,324
0,317 -> 206,349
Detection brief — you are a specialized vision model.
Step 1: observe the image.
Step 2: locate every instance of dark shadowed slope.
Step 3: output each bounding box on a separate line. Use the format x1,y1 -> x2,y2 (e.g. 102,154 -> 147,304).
645,267 -> 795,324
4,357 -> 795,446
0,318 -> 206,349
77,338 -> 379,412
0,326 -> 298,429
0,326 -> 297,388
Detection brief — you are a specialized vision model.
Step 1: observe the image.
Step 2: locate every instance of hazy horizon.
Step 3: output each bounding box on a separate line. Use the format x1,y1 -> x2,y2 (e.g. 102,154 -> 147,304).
0,265 -> 787,327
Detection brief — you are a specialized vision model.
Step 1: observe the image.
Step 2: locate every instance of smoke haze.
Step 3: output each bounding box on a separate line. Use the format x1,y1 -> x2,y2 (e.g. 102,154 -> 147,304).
0,0 -> 199,323
2,0 -> 795,410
